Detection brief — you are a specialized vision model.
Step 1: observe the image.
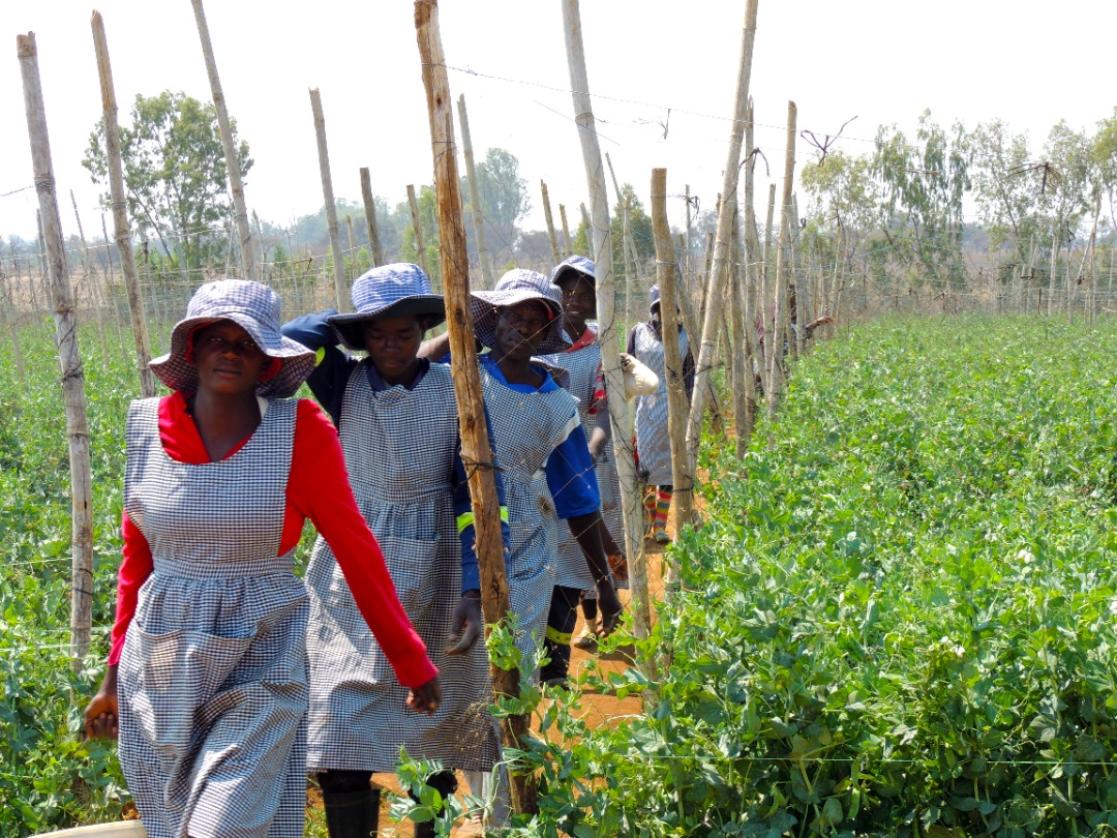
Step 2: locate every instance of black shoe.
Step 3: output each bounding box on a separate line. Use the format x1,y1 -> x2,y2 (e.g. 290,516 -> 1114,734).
323,787 -> 379,838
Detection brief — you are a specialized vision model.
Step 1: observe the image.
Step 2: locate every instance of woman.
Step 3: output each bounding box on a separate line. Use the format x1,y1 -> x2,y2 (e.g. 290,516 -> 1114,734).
540,256 -> 627,654
468,269 -> 622,683
82,279 -> 439,838
282,264 -> 509,838
628,285 -> 695,544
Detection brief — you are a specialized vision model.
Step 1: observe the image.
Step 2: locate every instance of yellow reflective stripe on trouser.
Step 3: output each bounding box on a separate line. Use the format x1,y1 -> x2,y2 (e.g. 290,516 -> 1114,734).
546,626 -> 572,645
456,507 -> 509,534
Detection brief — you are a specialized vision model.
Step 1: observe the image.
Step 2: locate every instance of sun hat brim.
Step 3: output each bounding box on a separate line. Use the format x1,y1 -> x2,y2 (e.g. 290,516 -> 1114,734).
150,311 -> 315,398
327,295 -> 446,351
469,288 -> 571,355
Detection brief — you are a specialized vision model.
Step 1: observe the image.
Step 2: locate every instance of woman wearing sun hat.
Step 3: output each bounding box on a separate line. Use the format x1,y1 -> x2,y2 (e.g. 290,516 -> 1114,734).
628,284 -> 695,544
282,263 -> 511,838
540,255 -> 628,655
82,278 -> 439,838
464,269 -> 623,679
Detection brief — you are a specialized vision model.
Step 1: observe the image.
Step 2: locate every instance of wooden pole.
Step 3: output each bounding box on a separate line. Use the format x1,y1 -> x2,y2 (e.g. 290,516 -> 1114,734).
540,180 -> 561,265
457,94 -> 493,288
761,181 -> 776,392
406,184 -> 431,279
579,202 -> 590,230
561,0 -> 651,650
684,0 -> 759,484
605,153 -> 637,331
19,31 -> 95,665
414,0 -> 532,813
651,168 -> 693,532
309,88 -> 349,311
70,190 -> 93,279
189,0 -> 256,281
728,202 -> 754,453
767,100 -> 797,419
345,214 -> 356,272
559,203 -> 572,258
684,183 -> 693,281
252,210 -> 267,281
359,167 -> 385,268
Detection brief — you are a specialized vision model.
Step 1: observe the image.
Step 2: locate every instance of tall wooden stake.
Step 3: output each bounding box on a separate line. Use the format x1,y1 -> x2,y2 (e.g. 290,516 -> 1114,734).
457,94 -> 493,288
540,180 -> 561,265
684,0 -> 759,489
651,168 -> 694,532
19,32 -> 95,664
92,10 -> 156,397
406,184 -> 431,279
359,167 -> 385,268
767,100 -> 797,419
561,0 -> 651,650
414,0 -> 532,813
189,0 -> 256,281
559,203 -> 572,257
309,88 -> 349,311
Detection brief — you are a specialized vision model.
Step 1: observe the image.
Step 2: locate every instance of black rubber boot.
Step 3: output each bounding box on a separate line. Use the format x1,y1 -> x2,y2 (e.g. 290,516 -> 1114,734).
412,770 -> 458,838
320,771 -> 379,838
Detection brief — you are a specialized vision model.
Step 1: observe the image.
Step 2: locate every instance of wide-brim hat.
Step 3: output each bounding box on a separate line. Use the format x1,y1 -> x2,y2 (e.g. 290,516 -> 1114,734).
470,269 -> 571,355
649,284 -> 661,313
550,254 -> 596,288
150,278 -> 315,398
327,263 -> 445,351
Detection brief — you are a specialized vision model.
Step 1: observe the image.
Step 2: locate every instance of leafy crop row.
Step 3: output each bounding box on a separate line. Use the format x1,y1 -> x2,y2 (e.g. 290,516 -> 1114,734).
507,316 -> 1117,836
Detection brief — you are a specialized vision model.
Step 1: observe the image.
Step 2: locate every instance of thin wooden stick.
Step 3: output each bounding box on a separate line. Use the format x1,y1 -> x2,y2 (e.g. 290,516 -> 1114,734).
767,100 -> 797,419
19,31 -> 95,665
309,88 -> 349,311
456,95 -> 493,288
359,167 -> 385,268
559,203 -> 572,258
189,0 -> 256,280
414,0 -> 532,814
651,168 -> 693,535
684,0 -> 759,487
540,180 -> 561,265
406,184 -> 431,279
561,0 -> 651,652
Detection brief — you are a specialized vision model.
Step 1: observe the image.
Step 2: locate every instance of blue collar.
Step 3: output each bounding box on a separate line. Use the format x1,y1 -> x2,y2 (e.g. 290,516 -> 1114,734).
480,353 -> 558,393
364,357 -> 430,392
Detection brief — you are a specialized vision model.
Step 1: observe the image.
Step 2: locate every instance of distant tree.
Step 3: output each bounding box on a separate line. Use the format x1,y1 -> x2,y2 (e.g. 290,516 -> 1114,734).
470,148 -> 529,258
969,120 -> 1038,265
610,183 -> 654,279
872,111 -> 971,287
83,91 -> 252,270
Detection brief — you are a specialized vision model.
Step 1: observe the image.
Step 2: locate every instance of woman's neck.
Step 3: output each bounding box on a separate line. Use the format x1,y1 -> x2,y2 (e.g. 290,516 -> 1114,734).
188,388 -> 261,461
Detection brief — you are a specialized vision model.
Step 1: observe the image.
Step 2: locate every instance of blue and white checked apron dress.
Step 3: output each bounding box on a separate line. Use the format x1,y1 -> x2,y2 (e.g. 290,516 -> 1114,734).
480,360 -> 582,669
540,335 -> 622,591
118,397 -> 308,838
305,363 -> 499,773
632,323 -> 689,487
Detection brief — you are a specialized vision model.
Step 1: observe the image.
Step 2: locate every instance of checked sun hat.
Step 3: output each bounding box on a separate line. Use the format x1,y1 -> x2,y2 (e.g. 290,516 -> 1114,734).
327,263 -> 445,351
470,268 -> 571,355
150,278 -> 315,398
649,284 -> 662,313
549,254 -> 596,287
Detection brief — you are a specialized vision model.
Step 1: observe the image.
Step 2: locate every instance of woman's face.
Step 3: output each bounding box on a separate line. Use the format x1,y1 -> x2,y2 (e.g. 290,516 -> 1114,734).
494,300 -> 553,361
192,320 -> 267,397
361,315 -> 424,381
559,275 -> 596,330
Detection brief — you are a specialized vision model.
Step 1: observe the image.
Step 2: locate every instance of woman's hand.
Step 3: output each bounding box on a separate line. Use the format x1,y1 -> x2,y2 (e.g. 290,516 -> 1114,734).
406,675 -> 442,715
83,666 -> 120,740
446,592 -> 483,655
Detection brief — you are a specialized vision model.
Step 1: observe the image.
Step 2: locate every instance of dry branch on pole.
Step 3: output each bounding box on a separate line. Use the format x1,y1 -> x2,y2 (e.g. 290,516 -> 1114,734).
651,168 -> 694,532
92,10 -> 156,398
406,184 -> 431,280
766,101 -> 796,420
19,31 -> 95,665
540,180 -> 561,265
359,167 -> 385,268
561,0 -> 652,650
413,0 -> 535,814
189,0 -> 256,281
457,94 -> 493,288
309,88 -> 349,312
683,0 -> 760,497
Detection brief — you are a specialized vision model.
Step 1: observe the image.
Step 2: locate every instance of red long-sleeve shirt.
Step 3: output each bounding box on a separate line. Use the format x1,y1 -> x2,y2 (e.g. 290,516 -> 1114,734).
108,392 -> 437,689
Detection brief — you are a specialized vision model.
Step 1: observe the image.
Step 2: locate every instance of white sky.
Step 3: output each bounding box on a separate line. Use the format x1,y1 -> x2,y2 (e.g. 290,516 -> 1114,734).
1,0 -> 1114,245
